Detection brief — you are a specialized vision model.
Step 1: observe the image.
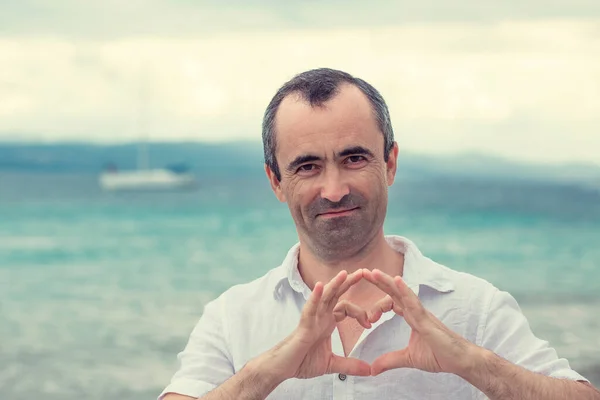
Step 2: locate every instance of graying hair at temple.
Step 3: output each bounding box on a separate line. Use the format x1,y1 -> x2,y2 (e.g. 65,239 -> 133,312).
261,67 -> 396,181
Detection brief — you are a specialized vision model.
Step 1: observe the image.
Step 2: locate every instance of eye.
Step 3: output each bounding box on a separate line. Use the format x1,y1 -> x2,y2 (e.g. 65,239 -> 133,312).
296,164 -> 318,175
346,155 -> 367,165
298,164 -> 314,171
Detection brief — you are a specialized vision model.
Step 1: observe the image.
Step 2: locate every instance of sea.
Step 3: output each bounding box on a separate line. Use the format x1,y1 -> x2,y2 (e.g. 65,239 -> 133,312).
1,169 -> 599,399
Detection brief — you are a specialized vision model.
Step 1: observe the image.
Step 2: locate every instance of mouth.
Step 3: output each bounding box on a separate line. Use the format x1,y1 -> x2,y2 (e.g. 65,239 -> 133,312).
317,207 -> 360,218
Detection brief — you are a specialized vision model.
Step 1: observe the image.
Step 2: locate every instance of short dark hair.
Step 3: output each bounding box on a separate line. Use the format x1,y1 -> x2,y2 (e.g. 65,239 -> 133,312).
261,67 -> 395,181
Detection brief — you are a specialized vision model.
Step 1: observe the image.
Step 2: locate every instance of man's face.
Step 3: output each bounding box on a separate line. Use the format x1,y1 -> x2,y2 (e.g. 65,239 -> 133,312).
267,83 -> 399,261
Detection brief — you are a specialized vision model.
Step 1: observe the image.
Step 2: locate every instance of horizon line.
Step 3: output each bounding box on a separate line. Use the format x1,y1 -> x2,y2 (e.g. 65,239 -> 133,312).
1,139 -> 599,170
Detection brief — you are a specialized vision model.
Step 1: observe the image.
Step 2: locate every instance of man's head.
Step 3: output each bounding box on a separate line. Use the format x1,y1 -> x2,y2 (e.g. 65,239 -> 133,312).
262,68 -> 399,261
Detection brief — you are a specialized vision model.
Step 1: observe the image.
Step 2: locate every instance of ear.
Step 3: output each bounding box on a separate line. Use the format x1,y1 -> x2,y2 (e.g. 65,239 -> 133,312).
265,164 -> 286,202
386,142 -> 399,186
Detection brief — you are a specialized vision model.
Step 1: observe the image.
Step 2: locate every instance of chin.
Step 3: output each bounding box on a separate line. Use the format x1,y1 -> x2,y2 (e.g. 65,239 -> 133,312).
317,228 -> 366,249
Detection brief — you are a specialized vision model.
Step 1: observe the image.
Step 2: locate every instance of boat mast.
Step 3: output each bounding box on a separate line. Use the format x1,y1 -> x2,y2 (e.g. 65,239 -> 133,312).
136,65 -> 150,171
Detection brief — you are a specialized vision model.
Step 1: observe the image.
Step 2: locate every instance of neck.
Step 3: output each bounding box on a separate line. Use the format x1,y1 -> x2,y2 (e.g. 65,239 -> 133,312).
297,231 -> 404,297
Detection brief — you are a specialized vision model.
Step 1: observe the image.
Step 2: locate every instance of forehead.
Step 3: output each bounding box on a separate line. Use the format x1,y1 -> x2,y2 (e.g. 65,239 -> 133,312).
274,83 -> 383,161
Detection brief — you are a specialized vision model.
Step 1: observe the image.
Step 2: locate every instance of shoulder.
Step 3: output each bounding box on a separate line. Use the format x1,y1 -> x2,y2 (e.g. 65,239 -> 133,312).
418,257 -> 506,341
392,235 -> 501,304
423,256 -> 500,302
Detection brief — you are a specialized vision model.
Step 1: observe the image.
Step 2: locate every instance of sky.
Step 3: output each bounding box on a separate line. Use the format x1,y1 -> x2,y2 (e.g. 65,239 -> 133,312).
1,1 -> 599,165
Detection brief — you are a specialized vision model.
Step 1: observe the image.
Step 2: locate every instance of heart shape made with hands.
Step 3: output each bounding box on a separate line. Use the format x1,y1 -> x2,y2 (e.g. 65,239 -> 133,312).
327,268 -> 413,377
294,267 -> 468,379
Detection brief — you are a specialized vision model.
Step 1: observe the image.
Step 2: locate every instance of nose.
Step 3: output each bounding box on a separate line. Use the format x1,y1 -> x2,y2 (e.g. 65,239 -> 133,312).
319,167 -> 350,203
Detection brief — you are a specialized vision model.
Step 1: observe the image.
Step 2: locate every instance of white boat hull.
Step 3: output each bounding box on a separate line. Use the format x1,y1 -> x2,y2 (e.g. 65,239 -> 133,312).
99,169 -> 196,191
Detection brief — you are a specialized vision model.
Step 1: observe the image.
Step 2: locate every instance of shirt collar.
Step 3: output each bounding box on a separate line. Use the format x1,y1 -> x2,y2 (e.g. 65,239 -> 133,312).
273,235 -> 455,300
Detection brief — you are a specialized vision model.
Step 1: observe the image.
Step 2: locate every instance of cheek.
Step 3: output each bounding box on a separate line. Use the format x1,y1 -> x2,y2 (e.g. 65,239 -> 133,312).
357,168 -> 385,189
285,180 -> 311,209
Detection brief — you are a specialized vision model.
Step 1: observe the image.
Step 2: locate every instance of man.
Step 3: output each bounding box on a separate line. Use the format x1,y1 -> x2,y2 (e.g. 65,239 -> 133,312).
159,68 -> 599,399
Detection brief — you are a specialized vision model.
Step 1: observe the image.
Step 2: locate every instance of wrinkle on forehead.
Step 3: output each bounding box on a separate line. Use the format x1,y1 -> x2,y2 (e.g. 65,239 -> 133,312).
274,85 -> 382,166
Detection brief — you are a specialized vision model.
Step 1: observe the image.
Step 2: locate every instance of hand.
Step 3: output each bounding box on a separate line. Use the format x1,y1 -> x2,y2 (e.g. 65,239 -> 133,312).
258,269 -> 373,381
363,268 -> 478,377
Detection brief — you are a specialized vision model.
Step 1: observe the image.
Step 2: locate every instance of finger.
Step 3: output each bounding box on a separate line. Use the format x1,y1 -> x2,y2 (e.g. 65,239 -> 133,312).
333,301 -> 371,329
393,276 -> 420,307
331,269 -> 364,305
363,269 -> 404,305
393,276 -> 428,326
370,348 -> 411,376
304,282 -> 324,317
368,295 -> 392,323
367,295 -> 404,323
329,355 -> 371,376
319,271 -> 347,312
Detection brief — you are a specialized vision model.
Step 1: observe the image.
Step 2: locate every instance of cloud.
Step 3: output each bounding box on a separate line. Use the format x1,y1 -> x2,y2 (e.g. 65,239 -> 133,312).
0,15 -> 599,165
1,0 -> 599,38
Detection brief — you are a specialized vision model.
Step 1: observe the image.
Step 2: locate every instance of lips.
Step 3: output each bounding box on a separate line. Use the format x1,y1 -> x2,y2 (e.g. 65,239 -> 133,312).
317,207 -> 360,217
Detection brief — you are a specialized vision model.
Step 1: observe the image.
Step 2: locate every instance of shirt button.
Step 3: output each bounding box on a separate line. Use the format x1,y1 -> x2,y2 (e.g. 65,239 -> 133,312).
338,373 -> 347,381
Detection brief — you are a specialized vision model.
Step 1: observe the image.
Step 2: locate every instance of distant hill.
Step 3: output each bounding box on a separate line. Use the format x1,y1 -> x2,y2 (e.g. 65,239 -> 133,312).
0,141 -> 264,175
0,141 -> 599,190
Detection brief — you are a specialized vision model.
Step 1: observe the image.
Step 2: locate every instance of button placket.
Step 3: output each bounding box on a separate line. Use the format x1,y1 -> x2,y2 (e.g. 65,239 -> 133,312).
333,372 -> 348,399
331,327 -> 348,399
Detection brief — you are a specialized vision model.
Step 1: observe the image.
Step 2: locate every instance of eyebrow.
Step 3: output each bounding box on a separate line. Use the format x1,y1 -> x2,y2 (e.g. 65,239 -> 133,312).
285,146 -> 375,173
337,146 -> 374,158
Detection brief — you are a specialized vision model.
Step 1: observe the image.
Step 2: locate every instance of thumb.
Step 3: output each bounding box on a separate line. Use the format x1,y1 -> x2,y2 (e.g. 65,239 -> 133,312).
371,348 -> 412,376
329,355 -> 371,377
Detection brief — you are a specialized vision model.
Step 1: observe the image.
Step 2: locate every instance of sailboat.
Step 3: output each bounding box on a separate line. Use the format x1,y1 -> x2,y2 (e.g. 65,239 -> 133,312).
98,67 -> 197,192
98,143 -> 197,192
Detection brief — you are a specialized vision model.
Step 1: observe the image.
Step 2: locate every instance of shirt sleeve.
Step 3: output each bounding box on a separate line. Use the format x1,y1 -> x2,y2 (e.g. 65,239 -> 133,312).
479,289 -> 588,383
158,297 -> 234,400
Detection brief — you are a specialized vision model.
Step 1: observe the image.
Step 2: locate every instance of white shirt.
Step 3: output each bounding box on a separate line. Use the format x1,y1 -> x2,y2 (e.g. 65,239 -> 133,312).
159,235 -> 587,399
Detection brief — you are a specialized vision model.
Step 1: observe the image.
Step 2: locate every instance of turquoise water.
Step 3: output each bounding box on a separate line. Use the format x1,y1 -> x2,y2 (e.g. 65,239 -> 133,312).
1,171 -> 600,398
